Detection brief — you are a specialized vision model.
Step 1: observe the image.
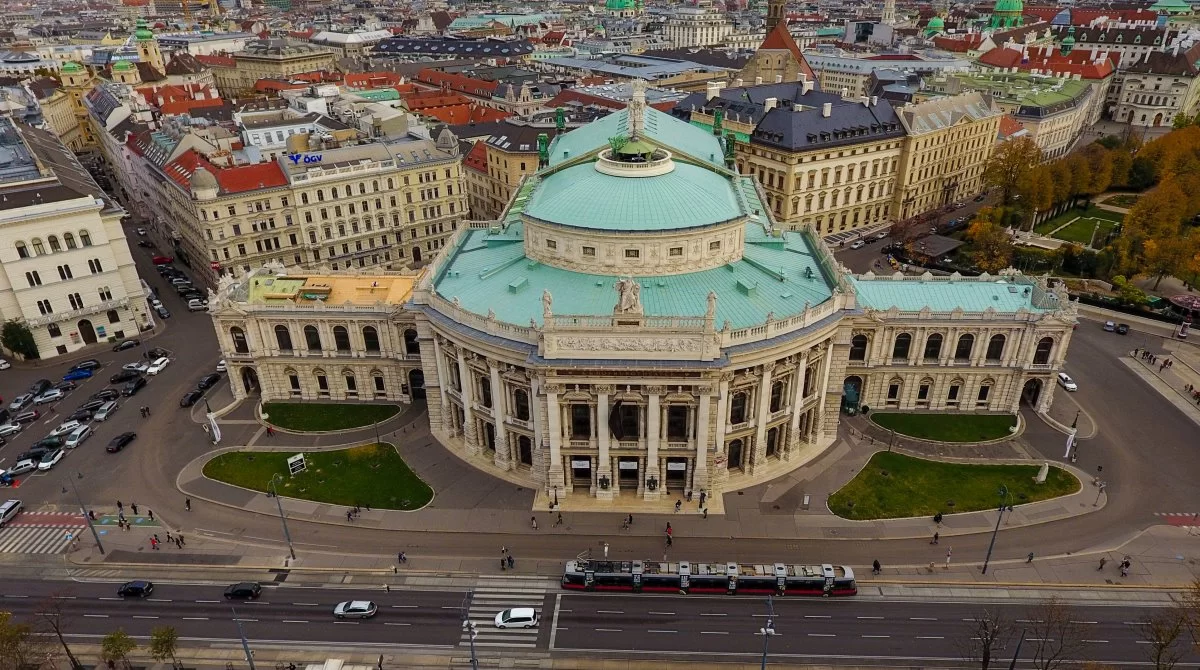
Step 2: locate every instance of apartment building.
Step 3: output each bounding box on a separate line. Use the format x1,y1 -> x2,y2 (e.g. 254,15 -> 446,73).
461,118 -> 567,220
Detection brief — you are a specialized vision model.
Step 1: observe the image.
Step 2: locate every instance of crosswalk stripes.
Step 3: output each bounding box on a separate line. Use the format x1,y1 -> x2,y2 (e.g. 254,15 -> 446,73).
0,524 -> 84,554
1154,512 -> 1200,528
461,575 -> 551,649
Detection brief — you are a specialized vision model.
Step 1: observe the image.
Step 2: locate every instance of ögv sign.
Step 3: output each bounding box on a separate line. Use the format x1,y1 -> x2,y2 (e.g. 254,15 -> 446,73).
287,153 -> 323,165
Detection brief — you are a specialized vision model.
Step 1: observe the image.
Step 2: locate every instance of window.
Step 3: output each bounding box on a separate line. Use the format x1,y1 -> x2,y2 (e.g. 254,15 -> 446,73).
345,374 -> 357,394
947,383 -> 961,404
48,323 -> 61,337
88,259 -> 103,273
545,239 -> 557,250
32,239 -> 44,255
230,327 -> 249,354
107,309 -> 120,324
479,376 -> 492,408
669,247 -> 683,257
570,404 -> 591,439
770,380 -> 785,412
954,334 -> 974,361
316,373 -> 329,395
886,381 -> 900,403
666,405 -> 688,441
624,249 -> 640,258
1033,337 -> 1054,365
48,236 -> 61,252
917,382 -> 930,402
892,333 -> 912,360
79,230 -> 92,247
98,286 -> 112,301
333,325 -> 351,352
766,426 -> 779,457
729,391 -> 748,424
289,373 -> 301,393
301,325 -> 322,352
709,240 -> 722,251
986,334 -> 1005,361
977,384 -> 992,405
16,241 -> 28,258
923,333 -> 943,361
582,246 -> 595,257
514,389 -> 530,421
57,265 -> 73,280
403,329 -> 420,355
63,232 -> 76,249
68,293 -> 83,309
374,375 -> 385,394
849,334 -> 868,361
362,326 -> 379,352
275,325 -> 293,351
36,299 -> 52,314
25,271 -> 40,287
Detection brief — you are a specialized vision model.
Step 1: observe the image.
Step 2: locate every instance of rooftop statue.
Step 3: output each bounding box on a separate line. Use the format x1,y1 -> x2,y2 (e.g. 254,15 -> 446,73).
614,278 -> 643,315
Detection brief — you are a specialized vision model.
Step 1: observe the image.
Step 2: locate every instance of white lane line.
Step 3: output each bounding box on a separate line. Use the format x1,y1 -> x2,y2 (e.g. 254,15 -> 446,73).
700,631 -> 728,635
83,614 -> 108,618
595,628 -> 622,632
181,617 -> 208,621
53,596 -> 77,600
390,605 -> 419,609
1015,619 -> 1042,624
332,621 -> 358,625
195,600 -> 220,604
1124,621 -> 1150,626
648,611 -> 675,616
804,615 -> 831,619
597,610 -> 624,614
549,594 -> 563,652
910,617 -> 938,621
383,623 -> 411,627
1082,640 -> 1109,644
98,597 -> 122,601
233,618 -> 258,623
282,620 -> 308,624
4,595 -> 29,598
132,615 -> 159,619
700,613 -> 727,617
648,630 -> 677,634
1136,641 -> 1153,644
857,616 -> 884,620
808,633 -> 836,637
862,635 -> 891,638
555,627 -> 569,631
147,598 -> 171,603
293,602 -> 321,606
1071,621 -> 1098,625
440,606 -> 459,610
916,636 -> 944,640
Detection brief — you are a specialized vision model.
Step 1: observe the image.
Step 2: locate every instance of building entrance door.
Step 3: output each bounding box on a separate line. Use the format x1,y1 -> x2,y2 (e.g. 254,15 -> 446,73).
665,457 -> 688,491
617,457 -> 639,485
570,457 -> 592,487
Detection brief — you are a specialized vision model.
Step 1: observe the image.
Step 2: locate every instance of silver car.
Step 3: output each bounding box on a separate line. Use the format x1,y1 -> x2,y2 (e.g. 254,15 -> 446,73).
333,600 -> 377,619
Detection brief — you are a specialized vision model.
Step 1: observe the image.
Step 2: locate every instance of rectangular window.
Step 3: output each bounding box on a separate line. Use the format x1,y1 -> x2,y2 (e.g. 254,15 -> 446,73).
669,247 -> 683,257
545,239 -> 557,250
582,246 -> 595,257
709,240 -> 722,251
624,249 -> 640,258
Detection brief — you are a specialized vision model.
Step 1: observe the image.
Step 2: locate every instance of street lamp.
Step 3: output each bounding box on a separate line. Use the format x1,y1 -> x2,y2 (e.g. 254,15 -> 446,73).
268,473 -> 296,560
980,485 -> 1013,574
63,472 -> 104,555
461,590 -> 479,670
759,595 -> 778,670
232,606 -> 256,670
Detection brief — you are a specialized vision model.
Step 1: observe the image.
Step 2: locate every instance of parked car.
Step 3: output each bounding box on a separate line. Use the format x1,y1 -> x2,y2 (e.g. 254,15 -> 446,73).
8,394 -> 33,411
90,389 -> 120,402
333,601 -> 377,620
3,459 -> 37,477
50,420 -> 83,437
64,425 -> 92,449
0,424 -> 22,437
110,369 -> 142,384
122,361 -> 149,373
849,240 -> 865,250
135,227 -> 147,237
224,582 -> 262,600
146,347 -> 170,360
66,409 -> 94,423
68,359 -> 102,373
151,255 -> 174,265
121,378 -> 147,397
216,360 -> 227,373
112,339 -> 140,352
147,357 -> 171,375
53,381 -> 77,392
29,379 -> 52,395
137,240 -> 153,248
0,359 -> 9,370
13,410 -> 40,424
1103,321 -> 1116,332
34,389 -> 65,405
37,449 -> 64,471
117,580 -> 153,597
93,401 -> 119,422
106,432 -> 136,452
76,399 -> 106,413
187,298 -> 208,312
155,306 -> 171,319
197,373 -> 221,390
1057,372 -> 1078,392
180,390 -> 203,407
32,436 -> 64,450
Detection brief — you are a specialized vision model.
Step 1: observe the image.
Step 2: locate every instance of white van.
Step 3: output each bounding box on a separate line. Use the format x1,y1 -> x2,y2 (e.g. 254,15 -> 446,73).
0,499 -> 22,527
93,401 -> 118,422
65,425 -> 92,449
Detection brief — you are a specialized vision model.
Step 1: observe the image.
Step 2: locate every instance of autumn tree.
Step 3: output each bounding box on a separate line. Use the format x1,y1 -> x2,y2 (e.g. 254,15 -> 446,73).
100,629 -> 136,669
149,626 -> 179,668
967,219 -> 1014,272
1137,607 -> 1188,670
957,608 -> 1013,669
985,137 -> 1043,204
1115,177 -> 1189,279
1026,597 -> 1084,670
0,610 -> 50,669
37,596 -> 82,670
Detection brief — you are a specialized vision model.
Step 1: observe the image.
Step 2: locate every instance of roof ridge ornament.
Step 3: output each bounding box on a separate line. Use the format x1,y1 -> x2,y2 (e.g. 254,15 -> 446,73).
628,78 -> 647,139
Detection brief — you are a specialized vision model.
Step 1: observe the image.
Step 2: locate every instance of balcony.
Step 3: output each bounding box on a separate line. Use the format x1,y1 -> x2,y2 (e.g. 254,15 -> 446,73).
769,408 -> 790,422
26,297 -> 130,328
726,420 -> 754,434
506,416 -> 531,430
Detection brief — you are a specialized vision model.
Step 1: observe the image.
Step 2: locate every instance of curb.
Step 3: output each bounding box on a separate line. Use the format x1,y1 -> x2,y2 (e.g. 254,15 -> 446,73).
256,400 -> 408,436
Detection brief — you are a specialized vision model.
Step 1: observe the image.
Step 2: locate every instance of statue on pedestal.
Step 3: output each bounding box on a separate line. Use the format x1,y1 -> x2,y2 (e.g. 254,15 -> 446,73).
614,278 -> 643,315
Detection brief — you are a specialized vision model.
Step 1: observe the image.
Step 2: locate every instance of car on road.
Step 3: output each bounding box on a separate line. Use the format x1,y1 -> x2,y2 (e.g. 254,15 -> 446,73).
112,339 -> 140,352
147,357 -> 171,375
76,399 -> 106,413
93,401 -> 118,422
8,394 -> 33,411
155,305 -> 171,320
3,459 -> 37,477
1116,323 -> 1130,335
110,369 -> 142,384
1057,372 -> 1078,392
106,432 -> 136,453
216,360 -> 227,373
51,420 -> 83,437
197,373 -> 221,390
151,255 -> 173,265
494,608 -> 539,629
53,380 -> 77,392
333,601 -> 377,619
90,389 -> 120,402
0,359 -> 8,370
135,227 -> 147,236
68,359 -> 102,373
34,389 -> 65,405
146,347 -> 169,359
149,298 -> 163,310
224,582 -> 262,600
122,361 -> 149,373
66,409 -> 94,423
33,436 -> 64,451
13,410 -> 39,424
121,377 -> 147,396
117,580 -> 153,598
180,390 -> 203,407
1103,321 -> 1116,332
65,426 -> 92,449
29,379 -> 52,395
974,193 -> 987,202
187,298 -> 208,312
37,449 -> 64,471
137,240 -> 153,248
849,240 -> 865,250
875,231 -> 888,240
62,368 -> 93,382
0,424 -> 21,437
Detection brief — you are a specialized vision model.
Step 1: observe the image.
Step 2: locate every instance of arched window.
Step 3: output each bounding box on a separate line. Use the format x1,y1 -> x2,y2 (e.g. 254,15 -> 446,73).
729,391 -> 748,424
849,334 -> 868,361
986,334 -> 1006,361
514,389 -> 530,421
301,193 -> 309,205
727,439 -> 744,470
923,333 -> 943,361
955,334 -> 975,361
892,332 -> 912,360
48,235 -> 61,252
766,426 -> 779,457
1033,337 -> 1054,365
15,241 -> 28,258
230,327 -> 249,354
769,380 -> 785,412
304,325 -> 322,351
403,329 -> 420,355
274,324 -> 293,351
63,232 -> 76,249
32,238 -> 45,255
333,325 -> 351,352
362,326 -> 380,352
479,375 -> 492,408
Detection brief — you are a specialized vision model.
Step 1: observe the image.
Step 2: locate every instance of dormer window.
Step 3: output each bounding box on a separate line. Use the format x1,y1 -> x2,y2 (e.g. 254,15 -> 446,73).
1117,34 -> 1124,43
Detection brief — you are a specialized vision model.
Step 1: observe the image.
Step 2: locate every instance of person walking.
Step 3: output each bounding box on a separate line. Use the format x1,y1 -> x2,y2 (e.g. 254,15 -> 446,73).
185,498 -> 191,511
603,542 -> 609,559
531,516 -> 538,530
117,500 -> 123,512
131,503 -> 138,516
556,512 -> 563,527
165,531 -> 173,543
945,547 -> 953,569
346,510 -> 353,522
147,509 -> 153,521
627,514 -> 633,527
266,426 -> 275,437
674,499 -> 682,513
1098,557 -> 1108,570
702,507 -> 708,519
177,534 -> 184,546
872,559 -> 881,575
666,534 -> 673,547
665,522 -> 672,536
933,512 -> 943,526
507,555 -> 514,569
1027,552 -> 1035,563
931,531 -> 939,545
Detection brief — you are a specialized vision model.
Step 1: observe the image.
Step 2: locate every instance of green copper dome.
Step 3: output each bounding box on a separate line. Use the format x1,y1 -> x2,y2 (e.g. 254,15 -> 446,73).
112,60 -> 135,72
925,16 -> 945,35
60,61 -> 84,74
134,19 -> 154,41
605,0 -> 636,9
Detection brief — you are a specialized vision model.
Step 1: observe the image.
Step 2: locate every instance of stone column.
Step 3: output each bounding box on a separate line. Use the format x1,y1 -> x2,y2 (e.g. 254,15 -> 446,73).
712,373 -> 731,485
752,366 -> 773,471
544,383 -> 565,495
431,337 -> 450,433
693,387 -> 710,494
489,363 -> 510,470
645,386 -> 663,500
595,385 -> 614,500
456,350 -> 478,455
819,340 -> 835,436
788,360 -> 807,455
531,377 -> 544,479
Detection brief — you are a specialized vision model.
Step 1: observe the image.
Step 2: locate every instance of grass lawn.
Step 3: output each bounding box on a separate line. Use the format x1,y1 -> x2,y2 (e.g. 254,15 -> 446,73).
871,412 -> 1016,442
828,451 -> 1080,520
1033,205 -> 1124,235
1103,194 -> 1140,209
262,402 -> 400,432
1051,218 -> 1118,246
203,443 -> 432,510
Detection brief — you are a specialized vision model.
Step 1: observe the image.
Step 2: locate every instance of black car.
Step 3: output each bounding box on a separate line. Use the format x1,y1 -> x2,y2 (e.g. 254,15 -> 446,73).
180,390 -> 203,407
112,339 -> 140,352
33,436 -> 64,450
109,369 -> 141,384
121,378 -> 147,397
1116,323 -> 1130,335
67,409 -> 94,423
54,381 -> 77,392
90,389 -> 120,402
146,347 -> 170,360
156,306 -> 171,319
197,373 -> 221,390
137,240 -> 153,248
106,432 -> 136,452
69,359 -> 102,372
18,447 -> 51,462
117,580 -> 153,597
29,379 -> 52,395
77,399 -> 107,412
224,582 -> 262,600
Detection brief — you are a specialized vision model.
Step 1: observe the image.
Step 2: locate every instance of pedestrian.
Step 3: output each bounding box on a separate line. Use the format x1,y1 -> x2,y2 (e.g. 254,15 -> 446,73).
347,510 -> 353,522
666,535 -> 673,547
665,522 -> 672,535
139,407 -> 145,418
501,545 -> 507,556
685,490 -> 692,503
945,547 -> 953,569
1098,557 -> 1108,570
117,500 -> 123,511
872,559 -> 881,575
699,491 -> 706,507
674,499 -> 681,513
145,406 -> 151,417
556,512 -> 563,527
1120,562 -> 1130,577
931,531 -> 939,545
507,555 -> 514,569
150,538 -> 158,550
88,510 -> 95,521
933,512 -> 943,526
399,552 -> 407,563
1027,552 -> 1035,563
166,531 -> 173,543
147,509 -> 153,521
603,542 -> 609,558
178,534 -> 184,546
702,507 -> 708,519
118,511 -> 125,523
531,516 -> 538,530
266,426 -> 275,437
500,557 -> 506,571
131,503 -> 138,515
185,498 -> 191,511
627,514 -> 633,526
928,561 -> 935,573
154,534 -> 159,544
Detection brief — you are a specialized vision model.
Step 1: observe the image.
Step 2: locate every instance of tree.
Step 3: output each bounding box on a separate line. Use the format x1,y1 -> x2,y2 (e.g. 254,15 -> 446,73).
985,137 -> 1044,204
149,626 -> 179,668
0,320 -> 38,360
1173,113 -> 1191,129
1143,237 -> 1193,290
37,597 -> 82,670
1111,275 -> 1149,305
100,629 -> 136,669
967,219 -> 1014,272
0,610 -> 48,669
957,608 -> 1012,669
1137,607 -> 1188,670
1026,597 -> 1084,670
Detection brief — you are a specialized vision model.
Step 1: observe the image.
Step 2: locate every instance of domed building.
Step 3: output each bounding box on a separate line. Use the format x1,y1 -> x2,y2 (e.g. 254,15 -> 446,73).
210,81 -> 1079,507
924,15 -> 945,36
990,0 -> 1024,29
605,0 -> 642,18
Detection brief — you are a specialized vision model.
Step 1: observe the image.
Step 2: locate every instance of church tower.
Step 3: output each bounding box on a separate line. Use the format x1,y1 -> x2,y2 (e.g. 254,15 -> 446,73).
766,0 -> 785,32
134,19 -> 165,73
882,0 -> 896,26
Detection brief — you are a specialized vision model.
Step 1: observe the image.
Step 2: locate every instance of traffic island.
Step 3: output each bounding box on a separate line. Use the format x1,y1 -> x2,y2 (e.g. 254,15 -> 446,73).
202,443 -> 433,510
828,451 -> 1081,520
870,411 -> 1017,443
261,401 -> 400,432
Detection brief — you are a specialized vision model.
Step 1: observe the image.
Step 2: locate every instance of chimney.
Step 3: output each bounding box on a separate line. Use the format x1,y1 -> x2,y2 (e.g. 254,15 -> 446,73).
870,95 -> 878,106
775,74 -> 783,83
706,81 -> 721,100
860,95 -> 870,106
822,102 -> 831,117
764,97 -> 778,111
735,77 -> 744,87
755,76 -> 763,85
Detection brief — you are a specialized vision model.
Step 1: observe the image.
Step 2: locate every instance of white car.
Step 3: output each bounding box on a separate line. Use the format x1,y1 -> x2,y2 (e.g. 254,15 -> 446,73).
51,420 -> 83,437
122,362 -> 149,373
0,423 -> 21,437
216,359 -> 227,373
494,607 -> 539,629
37,449 -> 65,471
1057,372 -> 1078,392
0,359 -> 10,370
34,389 -> 65,405
849,240 -> 865,250
65,425 -> 92,449
3,459 -> 37,477
875,231 -> 889,240
333,601 -> 377,619
147,357 -> 171,375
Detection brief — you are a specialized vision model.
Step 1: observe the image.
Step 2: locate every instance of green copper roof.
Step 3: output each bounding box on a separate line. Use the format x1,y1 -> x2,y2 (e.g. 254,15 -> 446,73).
605,0 -> 637,9
61,61 -> 84,73
548,106 -> 725,168
852,277 -> 1051,313
112,60 -> 135,72
1151,0 -> 1190,12
134,18 -> 154,41
523,161 -> 742,231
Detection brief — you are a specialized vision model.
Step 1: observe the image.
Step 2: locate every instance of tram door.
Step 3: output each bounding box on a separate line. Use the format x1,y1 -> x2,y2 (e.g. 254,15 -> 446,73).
584,570 -> 596,591
776,576 -> 787,596
727,575 -> 738,595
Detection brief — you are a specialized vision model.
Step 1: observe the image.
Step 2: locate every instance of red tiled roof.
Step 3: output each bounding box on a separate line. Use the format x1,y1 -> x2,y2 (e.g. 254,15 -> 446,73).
756,21 -> 816,81
196,54 -> 235,68
254,79 -> 309,93
932,33 -> 985,52
462,140 -> 487,175
997,115 -> 1028,141
159,98 -> 225,115
415,68 -> 499,98
344,71 -> 405,88
161,149 -> 289,195
978,44 -> 1116,79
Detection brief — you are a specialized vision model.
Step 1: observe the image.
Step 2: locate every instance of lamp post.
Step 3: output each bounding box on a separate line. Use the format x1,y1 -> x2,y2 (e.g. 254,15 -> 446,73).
461,590 -> 479,670
268,473 -> 296,560
232,606 -> 256,670
759,595 -> 778,670
980,485 -> 1012,574
63,472 -> 104,555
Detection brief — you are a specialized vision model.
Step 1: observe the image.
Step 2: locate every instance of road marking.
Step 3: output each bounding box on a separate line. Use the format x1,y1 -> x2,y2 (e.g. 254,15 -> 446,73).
862,635 -> 890,638
648,611 -> 675,616
1071,621 -> 1098,625
83,614 -> 108,618
333,621 -> 358,625
804,615 -> 831,619
294,603 -> 321,606
147,598 -> 171,602
916,636 -> 944,640
857,616 -> 884,620
910,617 -> 938,621
597,610 -> 624,614
52,596 -> 76,600
549,594 -> 563,651
595,628 -> 622,632
195,600 -> 220,603
648,630 -> 677,634
181,617 -> 208,621
440,606 -> 459,610
132,615 -> 159,619
558,609 -> 572,613
390,605 -> 418,609
4,595 -> 28,598
282,620 -> 308,624
808,633 -> 835,637
1125,621 -> 1150,626
1136,640 -> 1153,644
233,618 -> 258,623
383,623 -> 411,627
700,613 -> 726,617
1015,619 -> 1043,624
555,627 -> 568,631
1082,640 -> 1109,644
700,631 -> 728,635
